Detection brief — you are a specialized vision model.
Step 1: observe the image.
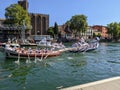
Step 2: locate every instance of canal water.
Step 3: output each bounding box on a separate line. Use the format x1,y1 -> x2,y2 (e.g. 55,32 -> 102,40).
0,42 -> 120,90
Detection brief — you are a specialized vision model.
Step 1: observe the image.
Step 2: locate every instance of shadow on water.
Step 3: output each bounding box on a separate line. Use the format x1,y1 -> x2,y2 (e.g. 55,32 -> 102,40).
107,60 -> 120,64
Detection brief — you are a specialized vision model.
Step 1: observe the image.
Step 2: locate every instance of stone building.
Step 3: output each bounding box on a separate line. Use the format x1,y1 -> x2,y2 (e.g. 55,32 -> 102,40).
29,13 -> 49,35
0,0 -> 49,42
18,0 -> 49,35
18,0 -> 28,11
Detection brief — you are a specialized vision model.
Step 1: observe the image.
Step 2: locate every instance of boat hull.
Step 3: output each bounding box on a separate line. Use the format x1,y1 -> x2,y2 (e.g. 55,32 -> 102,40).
69,41 -> 99,53
85,42 -> 99,52
5,49 -> 61,59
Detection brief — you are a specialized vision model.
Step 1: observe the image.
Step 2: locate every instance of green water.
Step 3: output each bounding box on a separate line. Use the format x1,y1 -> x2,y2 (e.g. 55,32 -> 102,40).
0,43 -> 120,90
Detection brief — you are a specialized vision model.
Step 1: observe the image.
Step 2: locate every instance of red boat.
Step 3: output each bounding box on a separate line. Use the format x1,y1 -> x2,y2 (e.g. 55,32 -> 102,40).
4,47 -> 61,59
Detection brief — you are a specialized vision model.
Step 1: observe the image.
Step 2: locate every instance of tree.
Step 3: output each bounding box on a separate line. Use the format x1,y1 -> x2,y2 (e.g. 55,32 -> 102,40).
69,14 -> 88,37
107,22 -> 120,41
65,21 -> 72,33
47,27 -> 54,38
97,33 -> 101,38
54,22 -> 58,34
93,33 -> 96,38
4,4 -> 31,30
53,22 -> 59,38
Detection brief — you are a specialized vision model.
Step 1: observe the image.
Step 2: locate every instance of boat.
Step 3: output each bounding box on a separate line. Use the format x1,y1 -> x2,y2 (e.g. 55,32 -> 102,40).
85,40 -> 99,52
3,46 -> 61,59
37,37 -> 65,49
69,39 -> 99,53
20,43 -> 37,47
0,43 -> 20,48
19,39 -> 37,46
69,42 -> 89,53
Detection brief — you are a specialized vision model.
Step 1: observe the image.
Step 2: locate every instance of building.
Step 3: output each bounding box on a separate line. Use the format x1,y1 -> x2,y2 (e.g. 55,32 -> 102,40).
0,18 -> 5,25
84,26 -> 94,39
18,0 -> 28,11
57,24 -> 94,39
29,13 -> 49,35
0,0 -> 49,42
18,0 -> 49,36
92,25 -> 108,39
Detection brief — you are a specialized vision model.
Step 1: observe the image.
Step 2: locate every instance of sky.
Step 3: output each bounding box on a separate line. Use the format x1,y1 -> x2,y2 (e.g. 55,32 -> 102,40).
0,0 -> 120,26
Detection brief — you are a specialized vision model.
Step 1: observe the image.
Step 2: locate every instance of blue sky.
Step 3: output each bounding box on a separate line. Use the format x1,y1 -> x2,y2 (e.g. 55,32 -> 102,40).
0,0 -> 120,26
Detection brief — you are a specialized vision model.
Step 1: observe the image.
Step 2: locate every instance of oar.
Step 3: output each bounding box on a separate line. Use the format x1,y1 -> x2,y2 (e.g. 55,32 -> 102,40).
40,49 -> 44,61
83,44 -> 89,53
15,51 -> 20,65
34,51 -> 37,63
44,52 -> 50,59
26,52 -> 31,64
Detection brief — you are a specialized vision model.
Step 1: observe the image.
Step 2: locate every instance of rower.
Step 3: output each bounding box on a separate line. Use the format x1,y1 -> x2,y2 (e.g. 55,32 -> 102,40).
44,48 -> 48,53
12,46 -> 17,51
21,47 -> 25,53
28,47 -> 32,53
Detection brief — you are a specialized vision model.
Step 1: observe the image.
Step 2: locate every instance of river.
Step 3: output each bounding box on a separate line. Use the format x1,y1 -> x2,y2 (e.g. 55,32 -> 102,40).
0,42 -> 120,90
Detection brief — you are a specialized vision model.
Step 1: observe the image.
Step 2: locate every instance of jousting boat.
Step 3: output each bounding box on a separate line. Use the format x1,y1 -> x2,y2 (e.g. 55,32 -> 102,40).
85,40 -> 99,52
4,47 -> 61,59
69,40 -> 99,53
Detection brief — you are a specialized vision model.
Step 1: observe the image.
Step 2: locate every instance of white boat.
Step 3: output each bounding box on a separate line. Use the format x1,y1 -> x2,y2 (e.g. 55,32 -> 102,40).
85,40 -> 99,52
69,40 -> 99,53
37,37 -> 65,49
1,43 -> 20,48
37,37 -> 52,47
69,42 -> 89,52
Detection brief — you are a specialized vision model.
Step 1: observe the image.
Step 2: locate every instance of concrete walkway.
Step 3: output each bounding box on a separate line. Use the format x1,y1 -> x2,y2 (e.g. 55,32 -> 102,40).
60,76 -> 120,90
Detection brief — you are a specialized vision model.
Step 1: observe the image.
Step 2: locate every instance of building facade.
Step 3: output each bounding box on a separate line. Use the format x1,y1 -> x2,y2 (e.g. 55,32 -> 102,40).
92,25 -> 108,39
18,0 -> 49,36
57,24 -> 94,39
29,13 -> 49,35
0,0 -> 49,42
18,0 -> 29,11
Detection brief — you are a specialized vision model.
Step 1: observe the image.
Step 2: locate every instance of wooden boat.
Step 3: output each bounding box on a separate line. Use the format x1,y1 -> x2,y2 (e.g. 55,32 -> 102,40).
4,47 -> 61,59
36,37 -> 65,49
69,40 -> 99,53
20,43 -> 37,47
85,40 -> 99,52
0,43 -> 20,48
69,42 -> 89,53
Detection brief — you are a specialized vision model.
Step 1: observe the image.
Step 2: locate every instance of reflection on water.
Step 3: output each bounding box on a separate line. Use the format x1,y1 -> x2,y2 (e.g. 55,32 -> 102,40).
0,42 -> 120,90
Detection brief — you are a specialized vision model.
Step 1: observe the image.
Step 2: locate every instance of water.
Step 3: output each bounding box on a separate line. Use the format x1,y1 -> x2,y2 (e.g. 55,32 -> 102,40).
0,43 -> 120,90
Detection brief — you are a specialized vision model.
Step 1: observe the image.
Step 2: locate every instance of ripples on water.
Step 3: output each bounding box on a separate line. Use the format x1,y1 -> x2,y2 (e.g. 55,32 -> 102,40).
0,42 -> 120,90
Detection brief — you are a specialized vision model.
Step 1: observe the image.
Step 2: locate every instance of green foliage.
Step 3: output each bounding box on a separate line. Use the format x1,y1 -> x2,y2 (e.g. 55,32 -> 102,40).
107,22 -> 120,41
67,14 -> 88,37
93,33 -> 101,38
47,22 -> 59,38
54,22 -> 58,35
47,27 -> 54,38
4,4 -> 31,30
97,33 -> 101,38
93,33 -> 96,38
64,21 -> 72,33
65,20 -> 71,25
